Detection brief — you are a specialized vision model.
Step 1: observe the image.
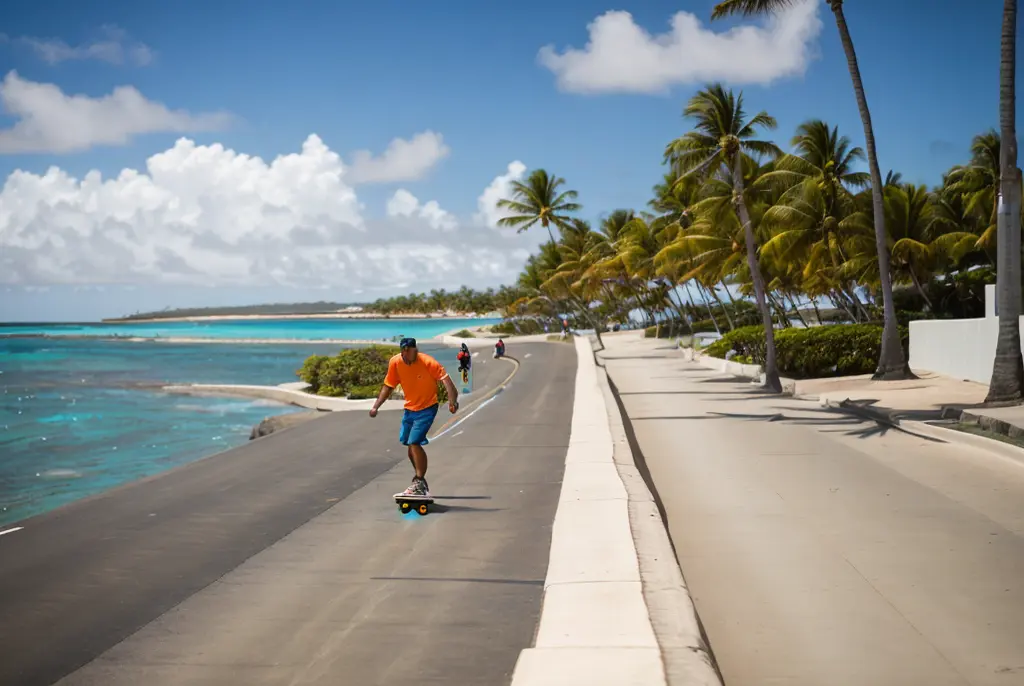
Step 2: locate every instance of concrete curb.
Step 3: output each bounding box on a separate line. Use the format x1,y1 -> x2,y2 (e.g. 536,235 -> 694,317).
595,354 -> 725,685
688,351 -> 763,380
812,397 -> 1024,468
960,409 -> 1024,440
161,383 -> 392,412
509,337 -> 667,685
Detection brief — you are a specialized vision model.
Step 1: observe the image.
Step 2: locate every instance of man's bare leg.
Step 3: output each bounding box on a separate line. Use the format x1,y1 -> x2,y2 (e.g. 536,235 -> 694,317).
408,443 -> 428,479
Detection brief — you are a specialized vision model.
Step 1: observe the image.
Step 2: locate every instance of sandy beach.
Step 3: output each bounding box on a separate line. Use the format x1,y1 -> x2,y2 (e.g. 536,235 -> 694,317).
103,311 -> 501,323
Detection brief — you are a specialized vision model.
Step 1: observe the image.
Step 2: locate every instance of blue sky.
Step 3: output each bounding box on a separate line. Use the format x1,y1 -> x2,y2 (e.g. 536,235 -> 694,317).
0,0 -> 1017,320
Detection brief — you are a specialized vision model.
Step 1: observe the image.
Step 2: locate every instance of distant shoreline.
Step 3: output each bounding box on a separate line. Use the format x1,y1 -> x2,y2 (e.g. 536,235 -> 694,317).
101,312 -> 498,324
0,334 -> 456,345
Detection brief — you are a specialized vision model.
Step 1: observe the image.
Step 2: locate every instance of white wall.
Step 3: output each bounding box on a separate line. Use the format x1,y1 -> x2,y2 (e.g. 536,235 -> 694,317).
908,284 -> 1009,384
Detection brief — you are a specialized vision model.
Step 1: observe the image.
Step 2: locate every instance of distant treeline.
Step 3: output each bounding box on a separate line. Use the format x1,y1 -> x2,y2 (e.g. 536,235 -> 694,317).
109,286 -> 524,321
111,301 -> 359,321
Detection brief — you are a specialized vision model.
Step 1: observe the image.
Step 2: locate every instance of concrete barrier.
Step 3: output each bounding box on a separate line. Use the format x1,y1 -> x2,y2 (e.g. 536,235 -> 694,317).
595,360 -> 724,686
162,383 -> 393,412
694,353 -> 762,380
509,337 -> 686,685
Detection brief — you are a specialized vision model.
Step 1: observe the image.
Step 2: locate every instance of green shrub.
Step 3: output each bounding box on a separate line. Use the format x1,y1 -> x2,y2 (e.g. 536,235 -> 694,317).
297,345 -> 398,397
346,383 -> 384,399
452,329 -> 475,337
297,345 -> 452,402
644,324 -> 678,338
297,354 -> 331,391
703,323 -> 910,379
491,318 -> 547,335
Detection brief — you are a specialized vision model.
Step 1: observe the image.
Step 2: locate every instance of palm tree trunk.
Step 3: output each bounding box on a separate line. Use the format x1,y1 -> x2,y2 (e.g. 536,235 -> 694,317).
986,0 -> 1024,403
809,297 -> 823,325
844,284 -> 870,321
543,219 -> 556,248
708,285 -> 735,330
695,281 -> 722,334
829,0 -> 911,379
718,279 -> 743,328
908,269 -> 935,311
732,152 -> 782,392
829,290 -> 857,322
767,291 -> 791,328
786,292 -> 810,327
622,274 -> 654,327
668,286 -> 695,334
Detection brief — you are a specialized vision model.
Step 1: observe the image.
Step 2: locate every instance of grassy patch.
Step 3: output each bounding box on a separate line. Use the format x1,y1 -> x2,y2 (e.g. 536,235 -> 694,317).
946,421 -> 1024,450
546,333 -> 575,343
452,328 -> 475,337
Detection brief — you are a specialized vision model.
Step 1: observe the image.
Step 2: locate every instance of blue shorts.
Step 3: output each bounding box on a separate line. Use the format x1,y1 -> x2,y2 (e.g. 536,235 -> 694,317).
399,403 -> 439,446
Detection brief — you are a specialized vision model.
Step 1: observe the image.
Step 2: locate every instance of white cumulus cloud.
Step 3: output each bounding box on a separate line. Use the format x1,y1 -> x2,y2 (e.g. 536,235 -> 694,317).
474,160 -> 527,229
537,0 -> 822,94
346,130 -> 450,184
0,71 -> 231,154
386,189 -> 457,231
0,134 -> 537,293
2,25 -> 154,66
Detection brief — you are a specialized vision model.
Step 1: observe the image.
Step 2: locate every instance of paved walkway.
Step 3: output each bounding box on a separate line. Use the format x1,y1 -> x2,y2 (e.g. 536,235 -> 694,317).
787,362 -> 1024,441
793,371 -> 988,419
598,332 -> 1024,686
0,343 -> 575,686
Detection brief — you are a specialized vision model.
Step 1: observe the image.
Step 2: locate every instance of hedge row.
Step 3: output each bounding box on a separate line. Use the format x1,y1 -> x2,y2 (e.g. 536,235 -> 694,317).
644,313 -> 759,338
296,345 -> 449,402
703,323 -> 909,379
490,318 -> 549,335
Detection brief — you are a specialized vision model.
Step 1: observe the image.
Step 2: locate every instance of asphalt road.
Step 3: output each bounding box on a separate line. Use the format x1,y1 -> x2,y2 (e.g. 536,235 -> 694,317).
0,342 -> 576,686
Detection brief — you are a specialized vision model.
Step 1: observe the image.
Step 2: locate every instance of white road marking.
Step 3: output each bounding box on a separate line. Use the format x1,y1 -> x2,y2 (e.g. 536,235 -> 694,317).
453,430 -> 464,437
0,527 -> 24,537
524,353 -> 532,359
472,351 -> 480,357
432,395 -> 498,440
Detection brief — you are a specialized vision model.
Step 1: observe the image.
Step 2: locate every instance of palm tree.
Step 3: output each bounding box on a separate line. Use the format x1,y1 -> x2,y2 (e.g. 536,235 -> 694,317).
496,169 -> 581,247
665,83 -> 784,392
712,0 -> 911,379
986,0 -> 1024,404
757,120 -> 867,313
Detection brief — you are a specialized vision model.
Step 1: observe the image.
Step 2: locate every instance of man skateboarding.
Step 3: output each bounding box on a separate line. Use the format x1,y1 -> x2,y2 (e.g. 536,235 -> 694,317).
369,337 -> 458,497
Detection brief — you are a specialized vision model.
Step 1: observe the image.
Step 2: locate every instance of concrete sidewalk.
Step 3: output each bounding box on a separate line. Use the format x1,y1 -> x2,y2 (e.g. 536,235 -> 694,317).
598,333 -> 1024,686
687,334 -> 1024,449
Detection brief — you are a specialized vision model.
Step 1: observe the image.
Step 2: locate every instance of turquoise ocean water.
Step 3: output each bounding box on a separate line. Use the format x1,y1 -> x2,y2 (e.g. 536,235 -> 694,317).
0,318 -> 497,527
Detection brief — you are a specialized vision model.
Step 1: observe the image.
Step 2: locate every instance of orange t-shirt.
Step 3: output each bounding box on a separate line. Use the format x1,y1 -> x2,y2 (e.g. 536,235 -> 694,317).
384,352 -> 450,411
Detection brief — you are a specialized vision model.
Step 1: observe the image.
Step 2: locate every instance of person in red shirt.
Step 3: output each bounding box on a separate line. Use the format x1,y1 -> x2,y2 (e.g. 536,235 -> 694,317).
456,342 -> 471,382
369,337 -> 458,497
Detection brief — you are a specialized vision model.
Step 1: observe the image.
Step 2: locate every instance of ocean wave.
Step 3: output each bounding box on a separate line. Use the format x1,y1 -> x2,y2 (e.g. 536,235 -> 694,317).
173,399 -> 286,414
37,469 -> 83,479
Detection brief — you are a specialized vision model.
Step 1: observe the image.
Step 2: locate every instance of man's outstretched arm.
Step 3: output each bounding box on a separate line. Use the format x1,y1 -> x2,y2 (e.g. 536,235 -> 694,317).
442,376 -> 458,412
369,384 -> 394,417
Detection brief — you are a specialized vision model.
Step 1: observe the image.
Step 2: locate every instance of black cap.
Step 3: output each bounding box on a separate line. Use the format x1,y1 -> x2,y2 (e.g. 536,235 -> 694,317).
399,337 -> 417,349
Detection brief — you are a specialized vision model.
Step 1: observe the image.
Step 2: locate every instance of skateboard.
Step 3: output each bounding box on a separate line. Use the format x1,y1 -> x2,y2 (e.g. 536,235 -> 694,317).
394,492 -> 434,515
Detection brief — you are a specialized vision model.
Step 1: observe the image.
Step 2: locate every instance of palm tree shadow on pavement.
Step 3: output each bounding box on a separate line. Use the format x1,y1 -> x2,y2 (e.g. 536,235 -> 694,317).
632,406 -> 946,441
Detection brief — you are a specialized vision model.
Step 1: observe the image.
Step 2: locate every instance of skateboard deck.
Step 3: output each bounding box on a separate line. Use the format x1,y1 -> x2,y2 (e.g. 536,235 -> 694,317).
393,492 -> 434,515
